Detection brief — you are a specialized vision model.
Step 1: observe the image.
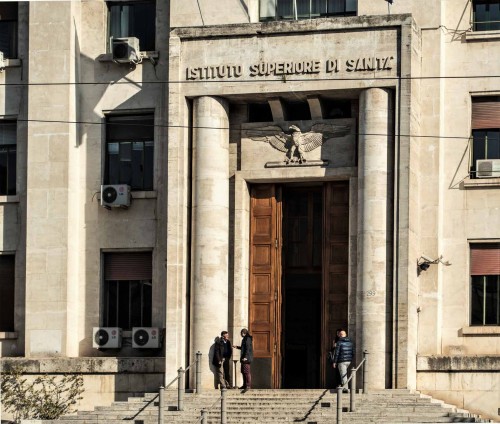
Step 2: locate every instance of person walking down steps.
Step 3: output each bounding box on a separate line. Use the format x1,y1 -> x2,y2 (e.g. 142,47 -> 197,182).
332,329 -> 354,393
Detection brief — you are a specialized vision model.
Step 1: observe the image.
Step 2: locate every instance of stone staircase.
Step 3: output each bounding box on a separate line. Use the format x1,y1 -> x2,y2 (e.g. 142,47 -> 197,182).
27,389 -> 494,424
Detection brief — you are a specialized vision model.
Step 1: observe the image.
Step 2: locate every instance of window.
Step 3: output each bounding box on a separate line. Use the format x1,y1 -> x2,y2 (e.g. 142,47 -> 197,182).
470,244 -> 500,326
0,2 -> 18,59
108,1 -> 155,51
471,97 -> 500,178
260,0 -> 356,21
0,120 -> 16,195
105,113 -> 154,191
473,0 -> 500,31
248,103 -> 274,123
0,255 -> 15,331
102,252 -> 152,330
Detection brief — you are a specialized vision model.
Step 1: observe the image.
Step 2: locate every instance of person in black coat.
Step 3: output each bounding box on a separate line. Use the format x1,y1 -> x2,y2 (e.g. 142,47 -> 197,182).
220,331 -> 233,388
332,330 -> 354,391
212,336 -> 229,389
235,328 -> 253,390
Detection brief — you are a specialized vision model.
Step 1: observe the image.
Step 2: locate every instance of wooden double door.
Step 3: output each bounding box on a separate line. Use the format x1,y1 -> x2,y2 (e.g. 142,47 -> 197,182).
249,182 -> 350,388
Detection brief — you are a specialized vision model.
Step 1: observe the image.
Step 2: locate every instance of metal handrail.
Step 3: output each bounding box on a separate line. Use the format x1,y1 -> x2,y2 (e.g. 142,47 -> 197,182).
336,350 -> 368,424
158,351 -> 202,424
195,387 -> 228,424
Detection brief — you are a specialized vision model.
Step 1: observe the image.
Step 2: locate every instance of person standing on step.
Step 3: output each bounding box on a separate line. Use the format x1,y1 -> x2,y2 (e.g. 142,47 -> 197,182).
332,329 -> 354,393
235,328 -> 253,391
212,335 -> 229,389
220,330 -> 234,388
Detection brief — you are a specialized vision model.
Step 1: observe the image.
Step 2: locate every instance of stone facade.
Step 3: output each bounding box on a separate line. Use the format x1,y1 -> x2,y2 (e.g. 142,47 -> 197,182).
0,0 -> 499,421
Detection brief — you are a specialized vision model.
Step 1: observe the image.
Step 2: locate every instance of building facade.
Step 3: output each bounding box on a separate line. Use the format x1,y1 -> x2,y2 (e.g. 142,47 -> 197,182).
0,0 -> 499,420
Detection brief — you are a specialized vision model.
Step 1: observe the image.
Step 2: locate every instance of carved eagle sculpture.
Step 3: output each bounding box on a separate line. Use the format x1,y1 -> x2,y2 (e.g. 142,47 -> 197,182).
246,123 -> 350,164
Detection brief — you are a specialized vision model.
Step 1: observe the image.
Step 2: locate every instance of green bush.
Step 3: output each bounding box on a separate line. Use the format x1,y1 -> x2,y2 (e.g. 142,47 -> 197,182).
0,365 -> 84,422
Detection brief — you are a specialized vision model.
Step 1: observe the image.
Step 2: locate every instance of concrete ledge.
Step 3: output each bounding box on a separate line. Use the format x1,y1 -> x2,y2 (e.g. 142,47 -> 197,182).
417,355 -> 500,371
460,326 -> 500,336
465,29 -> 500,41
463,177 -> 500,188
0,357 -> 166,374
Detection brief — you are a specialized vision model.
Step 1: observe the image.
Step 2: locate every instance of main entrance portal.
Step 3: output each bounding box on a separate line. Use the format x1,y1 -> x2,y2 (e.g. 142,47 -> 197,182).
249,182 -> 350,388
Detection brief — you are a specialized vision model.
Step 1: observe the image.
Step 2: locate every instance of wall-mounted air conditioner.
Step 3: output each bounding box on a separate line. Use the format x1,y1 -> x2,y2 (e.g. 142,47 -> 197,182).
132,327 -> 161,349
111,37 -> 141,64
100,184 -> 131,208
93,327 -> 122,349
476,159 -> 500,178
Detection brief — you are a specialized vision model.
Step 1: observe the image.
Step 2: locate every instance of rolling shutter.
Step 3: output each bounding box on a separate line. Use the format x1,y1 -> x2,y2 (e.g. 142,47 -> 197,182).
472,97 -> 500,129
470,244 -> 500,275
104,252 -> 152,280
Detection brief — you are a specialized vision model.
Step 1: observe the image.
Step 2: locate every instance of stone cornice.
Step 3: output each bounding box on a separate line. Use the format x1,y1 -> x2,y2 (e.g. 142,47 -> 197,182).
171,14 -> 414,39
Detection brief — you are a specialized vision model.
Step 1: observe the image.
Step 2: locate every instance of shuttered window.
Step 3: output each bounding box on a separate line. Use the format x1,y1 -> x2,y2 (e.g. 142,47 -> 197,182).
470,244 -> 500,326
0,255 -> 15,331
471,97 -> 500,178
103,252 -> 152,330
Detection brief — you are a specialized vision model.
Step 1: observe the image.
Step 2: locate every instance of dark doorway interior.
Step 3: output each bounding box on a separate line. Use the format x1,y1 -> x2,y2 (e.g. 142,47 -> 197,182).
282,186 -> 322,388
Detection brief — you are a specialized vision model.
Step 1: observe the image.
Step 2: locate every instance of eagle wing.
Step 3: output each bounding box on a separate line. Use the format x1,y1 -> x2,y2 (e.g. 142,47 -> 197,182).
310,123 -> 351,139
245,126 -> 291,153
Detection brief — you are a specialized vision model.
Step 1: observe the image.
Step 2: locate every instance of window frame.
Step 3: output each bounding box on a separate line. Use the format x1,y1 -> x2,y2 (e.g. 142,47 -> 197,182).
106,0 -> 156,52
469,243 -> 500,326
101,251 -> 153,331
0,119 -> 17,196
103,111 -> 155,192
470,96 -> 500,178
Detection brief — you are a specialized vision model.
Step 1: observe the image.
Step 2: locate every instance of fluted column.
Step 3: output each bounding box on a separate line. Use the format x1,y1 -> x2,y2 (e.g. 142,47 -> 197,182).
191,96 -> 229,387
357,88 -> 393,390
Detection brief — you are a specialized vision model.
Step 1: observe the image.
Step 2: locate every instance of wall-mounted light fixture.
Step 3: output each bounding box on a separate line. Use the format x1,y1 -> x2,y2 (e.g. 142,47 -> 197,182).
417,255 -> 452,275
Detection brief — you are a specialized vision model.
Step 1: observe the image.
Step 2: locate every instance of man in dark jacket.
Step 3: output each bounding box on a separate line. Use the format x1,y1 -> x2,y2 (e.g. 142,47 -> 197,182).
212,336 -> 228,389
332,330 -> 354,391
235,328 -> 253,390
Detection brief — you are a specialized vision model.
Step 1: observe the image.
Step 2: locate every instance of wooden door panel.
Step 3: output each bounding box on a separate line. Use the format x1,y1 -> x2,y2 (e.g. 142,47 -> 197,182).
322,181 -> 350,386
249,185 -> 281,387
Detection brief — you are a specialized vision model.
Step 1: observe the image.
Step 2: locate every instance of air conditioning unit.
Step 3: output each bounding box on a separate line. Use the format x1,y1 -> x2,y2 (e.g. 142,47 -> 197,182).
101,184 -> 131,208
132,327 -> 161,349
476,159 -> 500,178
111,37 -> 140,64
93,327 -> 122,349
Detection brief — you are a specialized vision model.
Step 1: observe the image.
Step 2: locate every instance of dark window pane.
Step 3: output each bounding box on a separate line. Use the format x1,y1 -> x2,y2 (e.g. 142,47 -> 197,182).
0,2 -> 18,58
487,130 -> 500,159
119,142 -> 133,186
118,282 -> 130,330
7,148 -> 16,195
485,275 -> 499,325
131,142 -> 144,190
248,103 -> 273,123
105,281 -> 118,327
0,148 -> 7,195
474,0 -> 500,31
130,281 -> 142,327
471,276 -> 484,325
277,0 -> 294,18
143,281 -> 152,326
284,101 -> 311,121
106,143 -> 120,185
0,255 -> 15,331
143,141 -> 154,190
